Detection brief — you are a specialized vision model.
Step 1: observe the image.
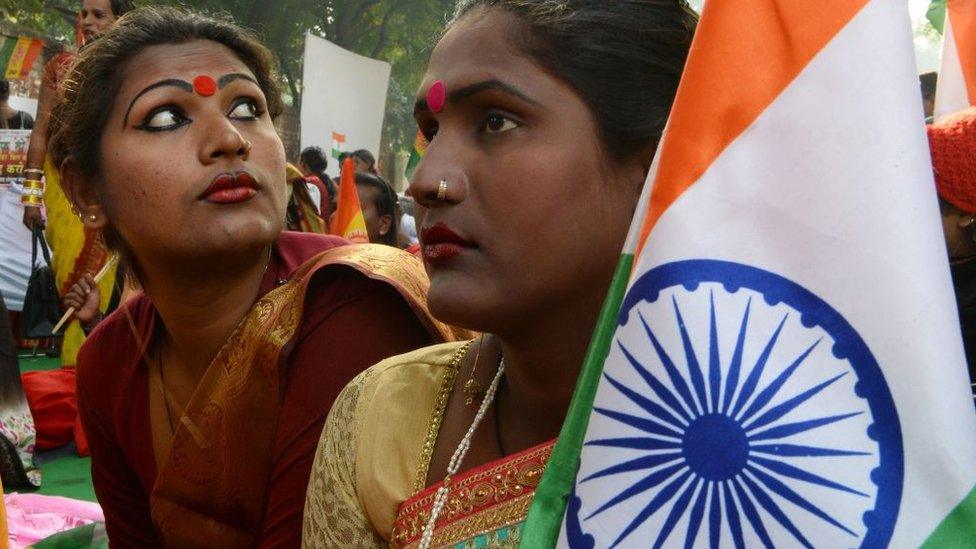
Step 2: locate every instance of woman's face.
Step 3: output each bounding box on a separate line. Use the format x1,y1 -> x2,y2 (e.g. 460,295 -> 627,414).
92,40 -> 287,268
410,9 -> 645,332
80,0 -> 117,43
356,184 -> 392,243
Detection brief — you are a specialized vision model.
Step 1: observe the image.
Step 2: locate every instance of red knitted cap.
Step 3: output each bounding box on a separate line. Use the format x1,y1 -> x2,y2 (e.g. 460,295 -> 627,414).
928,107 -> 976,213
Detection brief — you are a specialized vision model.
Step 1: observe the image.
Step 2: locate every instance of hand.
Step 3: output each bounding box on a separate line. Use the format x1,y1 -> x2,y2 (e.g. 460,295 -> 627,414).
63,273 -> 101,324
23,207 -> 44,230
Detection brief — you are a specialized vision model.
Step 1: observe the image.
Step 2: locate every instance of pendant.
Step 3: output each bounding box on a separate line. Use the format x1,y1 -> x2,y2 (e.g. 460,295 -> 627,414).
463,378 -> 483,405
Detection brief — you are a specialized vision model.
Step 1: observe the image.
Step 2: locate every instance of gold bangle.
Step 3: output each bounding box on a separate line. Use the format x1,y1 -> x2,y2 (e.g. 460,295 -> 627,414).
22,179 -> 43,187
21,194 -> 43,207
23,168 -> 44,175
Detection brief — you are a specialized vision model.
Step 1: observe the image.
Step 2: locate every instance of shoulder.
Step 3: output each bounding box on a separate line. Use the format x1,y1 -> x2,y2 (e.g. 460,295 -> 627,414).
325,341 -> 470,539
77,294 -> 152,392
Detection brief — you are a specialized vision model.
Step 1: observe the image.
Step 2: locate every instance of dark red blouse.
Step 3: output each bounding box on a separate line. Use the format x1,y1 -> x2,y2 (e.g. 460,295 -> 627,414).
76,232 -> 434,548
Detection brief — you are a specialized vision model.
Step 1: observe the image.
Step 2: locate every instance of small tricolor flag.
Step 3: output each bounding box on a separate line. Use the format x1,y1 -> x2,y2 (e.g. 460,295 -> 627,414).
933,0 -> 976,119
0,36 -> 43,81
331,131 -> 346,160
522,0 -> 976,547
405,131 -> 428,181
330,158 -> 369,243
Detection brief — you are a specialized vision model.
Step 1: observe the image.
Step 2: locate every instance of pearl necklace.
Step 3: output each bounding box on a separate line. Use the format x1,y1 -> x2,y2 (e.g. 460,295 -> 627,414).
419,357 -> 506,549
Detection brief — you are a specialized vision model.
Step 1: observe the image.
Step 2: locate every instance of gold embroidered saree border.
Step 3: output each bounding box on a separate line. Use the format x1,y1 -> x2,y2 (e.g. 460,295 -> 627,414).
413,341 -> 471,493
393,441 -> 554,548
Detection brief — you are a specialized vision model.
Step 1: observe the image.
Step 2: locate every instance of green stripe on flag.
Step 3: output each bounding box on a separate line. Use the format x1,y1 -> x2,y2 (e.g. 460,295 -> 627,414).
922,483 -> 976,547
520,252 -> 635,547
927,0 -> 947,34
0,37 -> 17,73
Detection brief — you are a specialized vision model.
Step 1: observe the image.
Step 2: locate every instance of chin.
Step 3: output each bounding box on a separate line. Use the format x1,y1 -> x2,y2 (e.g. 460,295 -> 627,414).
426,274 -> 494,333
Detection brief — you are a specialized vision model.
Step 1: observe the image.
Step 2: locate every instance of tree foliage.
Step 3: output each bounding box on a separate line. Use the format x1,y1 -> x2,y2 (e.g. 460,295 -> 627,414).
1,0 -> 456,158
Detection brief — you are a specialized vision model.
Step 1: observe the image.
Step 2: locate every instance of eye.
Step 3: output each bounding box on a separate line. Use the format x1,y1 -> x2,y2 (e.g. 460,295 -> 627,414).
228,98 -> 263,121
135,107 -> 189,132
483,113 -> 518,134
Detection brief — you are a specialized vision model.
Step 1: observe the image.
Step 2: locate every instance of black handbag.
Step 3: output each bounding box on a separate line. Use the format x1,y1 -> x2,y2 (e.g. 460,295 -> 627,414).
21,227 -> 62,339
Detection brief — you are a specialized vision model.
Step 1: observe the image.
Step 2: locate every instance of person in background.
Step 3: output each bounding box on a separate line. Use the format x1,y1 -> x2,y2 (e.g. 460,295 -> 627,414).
921,71 -> 938,123
351,148 -> 378,174
354,172 -> 399,246
52,8 -> 455,546
299,146 -> 335,219
21,0 -> 134,366
286,163 -> 326,233
302,0 -> 697,545
0,80 -> 34,130
929,107 -> 976,396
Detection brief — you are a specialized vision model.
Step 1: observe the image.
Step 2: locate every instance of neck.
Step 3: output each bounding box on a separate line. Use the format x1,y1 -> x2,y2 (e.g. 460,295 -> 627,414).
140,245 -> 271,376
495,288 -> 607,443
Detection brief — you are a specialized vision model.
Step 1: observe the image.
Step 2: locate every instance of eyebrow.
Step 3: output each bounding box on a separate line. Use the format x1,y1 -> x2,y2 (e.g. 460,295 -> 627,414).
414,79 -> 542,115
123,79 -> 193,127
218,73 -> 258,88
122,73 -> 260,128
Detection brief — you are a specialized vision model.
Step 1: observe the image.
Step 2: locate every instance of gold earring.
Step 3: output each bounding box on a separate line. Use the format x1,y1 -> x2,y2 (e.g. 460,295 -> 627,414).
87,213 -> 97,222
463,335 -> 486,405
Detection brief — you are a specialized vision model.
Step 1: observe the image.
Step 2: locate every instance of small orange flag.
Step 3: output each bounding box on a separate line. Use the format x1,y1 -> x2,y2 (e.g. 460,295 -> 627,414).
0,476 -> 7,549
330,158 -> 369,243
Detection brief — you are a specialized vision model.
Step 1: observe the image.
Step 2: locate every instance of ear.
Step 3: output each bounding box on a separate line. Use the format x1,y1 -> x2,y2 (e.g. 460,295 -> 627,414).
378,214 -> 393,236
958,215 -> 976,229
60,156 -> 108,230
623,142 -> 659,195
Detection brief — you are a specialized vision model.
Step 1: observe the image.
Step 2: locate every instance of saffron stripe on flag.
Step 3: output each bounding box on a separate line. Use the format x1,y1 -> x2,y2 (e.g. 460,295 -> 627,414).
636,0 -> 869,260
947,0 -> 976,106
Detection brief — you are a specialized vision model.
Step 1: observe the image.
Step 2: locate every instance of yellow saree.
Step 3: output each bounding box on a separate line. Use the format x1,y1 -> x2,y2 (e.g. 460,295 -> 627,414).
43,156 -> 116,366
302,341 -> 554,548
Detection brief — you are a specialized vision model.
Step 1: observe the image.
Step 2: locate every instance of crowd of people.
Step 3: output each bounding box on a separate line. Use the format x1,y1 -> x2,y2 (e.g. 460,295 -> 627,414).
1,0 -> 975,546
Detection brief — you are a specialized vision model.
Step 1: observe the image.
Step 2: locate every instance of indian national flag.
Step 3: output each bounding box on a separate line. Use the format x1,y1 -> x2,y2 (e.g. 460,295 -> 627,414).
330,158 -> 368,243
405,131 -> 428,181
0,36 -> 43,81
933,0 -> 976,119
522,0 -> 976,547
331,131 -> 347,160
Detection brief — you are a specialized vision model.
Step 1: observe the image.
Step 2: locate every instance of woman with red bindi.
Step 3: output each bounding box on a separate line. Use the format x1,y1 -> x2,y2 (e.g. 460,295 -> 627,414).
49,7 -> 458,547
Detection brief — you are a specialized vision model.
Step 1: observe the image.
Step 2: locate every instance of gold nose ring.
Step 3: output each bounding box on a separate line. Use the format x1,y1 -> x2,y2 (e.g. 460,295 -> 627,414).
437,179 -> 448,201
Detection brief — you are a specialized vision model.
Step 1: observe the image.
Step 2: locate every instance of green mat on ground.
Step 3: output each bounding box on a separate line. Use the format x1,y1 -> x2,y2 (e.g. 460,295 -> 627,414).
2,354 -> 97,503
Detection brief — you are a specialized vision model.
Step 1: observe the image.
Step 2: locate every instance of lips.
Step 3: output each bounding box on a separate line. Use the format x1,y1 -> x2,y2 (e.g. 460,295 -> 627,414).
421,223 -> 475,263
201,172 -> 259,204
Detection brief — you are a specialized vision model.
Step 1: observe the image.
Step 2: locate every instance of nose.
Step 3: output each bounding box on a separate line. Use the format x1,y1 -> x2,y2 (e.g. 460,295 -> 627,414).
199,116 -> 250,165
409,141 -> 468,209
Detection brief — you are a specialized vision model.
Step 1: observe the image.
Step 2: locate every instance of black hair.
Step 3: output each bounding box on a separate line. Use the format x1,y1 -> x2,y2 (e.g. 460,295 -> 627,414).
108,0 -> 136,17
300,146 -> 336,201
921,72 -> 938,103
354,172 -> 399,246
0,80 -> 8,102
453,0 -> 697,160
351,149 -> 377,172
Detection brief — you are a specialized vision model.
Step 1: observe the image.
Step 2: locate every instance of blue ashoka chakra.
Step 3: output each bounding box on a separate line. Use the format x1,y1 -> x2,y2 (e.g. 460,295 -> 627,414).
566,260 -> 903,548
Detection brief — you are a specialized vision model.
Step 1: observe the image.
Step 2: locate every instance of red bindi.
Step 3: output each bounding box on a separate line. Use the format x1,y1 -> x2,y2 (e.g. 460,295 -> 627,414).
193,75 -> 217,97
427,80 -> 446,113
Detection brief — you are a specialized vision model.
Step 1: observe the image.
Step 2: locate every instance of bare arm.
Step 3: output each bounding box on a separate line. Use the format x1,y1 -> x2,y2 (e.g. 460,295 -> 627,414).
22,58 -> 60,229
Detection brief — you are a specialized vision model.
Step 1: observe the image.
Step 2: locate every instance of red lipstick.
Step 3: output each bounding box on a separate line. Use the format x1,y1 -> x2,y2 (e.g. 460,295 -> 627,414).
202,172 -> 258,204
421,223 -> 475,263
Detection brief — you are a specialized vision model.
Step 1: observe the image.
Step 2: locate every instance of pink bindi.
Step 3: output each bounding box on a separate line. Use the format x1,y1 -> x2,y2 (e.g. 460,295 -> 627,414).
427,80 -> 446,113
193,75 -> 217,97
